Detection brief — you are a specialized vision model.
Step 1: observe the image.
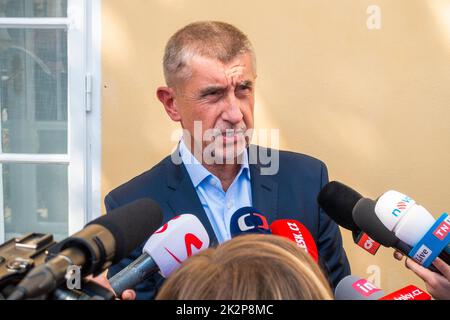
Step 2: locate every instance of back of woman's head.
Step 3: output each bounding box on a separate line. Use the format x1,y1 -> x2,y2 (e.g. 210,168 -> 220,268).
156,234 -> 333,300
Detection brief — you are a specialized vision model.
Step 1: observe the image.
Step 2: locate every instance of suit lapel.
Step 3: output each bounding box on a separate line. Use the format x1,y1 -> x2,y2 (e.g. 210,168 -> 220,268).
249,145 -> 279,222
165,148 -> 219,246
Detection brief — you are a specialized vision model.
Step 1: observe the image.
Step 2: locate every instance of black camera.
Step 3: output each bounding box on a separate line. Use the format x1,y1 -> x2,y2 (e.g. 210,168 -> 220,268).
0,233 -> 55,298
0,233 -> 115,300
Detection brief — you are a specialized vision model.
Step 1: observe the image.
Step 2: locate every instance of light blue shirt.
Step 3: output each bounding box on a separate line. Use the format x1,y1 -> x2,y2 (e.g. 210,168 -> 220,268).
179,140 -> 252,243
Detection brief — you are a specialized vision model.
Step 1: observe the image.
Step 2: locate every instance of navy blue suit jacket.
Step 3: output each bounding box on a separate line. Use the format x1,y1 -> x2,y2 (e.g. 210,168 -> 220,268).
105,145 -> 351,299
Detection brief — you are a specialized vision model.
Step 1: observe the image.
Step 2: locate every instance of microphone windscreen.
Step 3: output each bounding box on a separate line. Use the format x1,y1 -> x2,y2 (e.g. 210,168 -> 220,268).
374,190 -> 416,231
144,214 -> 210,277
317,181 -> 362,231
229,207 -> 271,237
88,198 -> 163,263
334,275 -> 385,300
374,190 -> 435,247
270,219 -> 319,262
352,198 -> 400,247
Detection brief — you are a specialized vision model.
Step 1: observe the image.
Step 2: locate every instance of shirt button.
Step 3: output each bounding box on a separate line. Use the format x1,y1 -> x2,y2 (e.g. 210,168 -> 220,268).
227,201 -> 233,209
211,179 -> 217,186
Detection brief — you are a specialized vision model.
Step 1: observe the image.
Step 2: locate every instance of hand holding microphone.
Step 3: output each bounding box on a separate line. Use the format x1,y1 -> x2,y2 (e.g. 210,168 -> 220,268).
319,181 -> 450,269
374,190 -> 450,267
393,252 -> 450,300
85,274 -> 136,300
367,188 -> 450,299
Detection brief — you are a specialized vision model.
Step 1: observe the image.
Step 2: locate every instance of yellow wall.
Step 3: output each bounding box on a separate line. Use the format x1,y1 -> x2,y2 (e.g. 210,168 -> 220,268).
102,0 -> 450,293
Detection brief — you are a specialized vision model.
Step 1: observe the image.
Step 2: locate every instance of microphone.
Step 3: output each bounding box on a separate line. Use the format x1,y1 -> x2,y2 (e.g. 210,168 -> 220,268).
269,219 -> 319,262
229,207 -> 271,237
375,190 -> 436,247
8,198 -> 163,300
334,275 -> 385,300
353,198 -> 446,273
109,214 -> 210,296
335,275 -> 431,300
352,197 -> 413,254
374,190 -> 450,267
317,181 -> 362,231
318,181 -> 382,255
323,182 -> 447,272
379,285 -> 432,300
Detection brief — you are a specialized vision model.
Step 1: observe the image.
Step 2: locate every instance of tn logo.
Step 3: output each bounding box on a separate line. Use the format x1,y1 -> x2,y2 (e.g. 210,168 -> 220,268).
66,265 -> 81,290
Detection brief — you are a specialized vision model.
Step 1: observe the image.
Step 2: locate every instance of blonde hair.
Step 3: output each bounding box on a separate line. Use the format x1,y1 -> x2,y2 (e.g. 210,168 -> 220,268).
156,234 -> 333,300
163,21 -> 256,87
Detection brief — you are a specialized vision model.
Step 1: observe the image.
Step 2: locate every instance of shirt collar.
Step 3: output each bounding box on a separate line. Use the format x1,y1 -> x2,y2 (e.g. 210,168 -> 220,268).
179,139 -> 250,188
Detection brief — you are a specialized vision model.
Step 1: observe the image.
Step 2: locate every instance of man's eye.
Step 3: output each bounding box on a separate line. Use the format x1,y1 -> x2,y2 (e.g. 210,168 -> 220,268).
239,84 -> 252,90
201,90 -> 222,98
237,85 -> 252,94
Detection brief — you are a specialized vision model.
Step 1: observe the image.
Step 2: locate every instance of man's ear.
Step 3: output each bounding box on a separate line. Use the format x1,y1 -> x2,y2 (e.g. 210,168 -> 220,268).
156,86 -> 181,122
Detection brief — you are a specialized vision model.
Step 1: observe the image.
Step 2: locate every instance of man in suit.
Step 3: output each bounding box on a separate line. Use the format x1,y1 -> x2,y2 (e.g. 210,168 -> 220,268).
104,21 -> 351,300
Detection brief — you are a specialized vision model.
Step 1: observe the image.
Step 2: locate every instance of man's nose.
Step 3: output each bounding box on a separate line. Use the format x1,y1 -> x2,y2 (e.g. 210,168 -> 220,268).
222,95 -> 244,124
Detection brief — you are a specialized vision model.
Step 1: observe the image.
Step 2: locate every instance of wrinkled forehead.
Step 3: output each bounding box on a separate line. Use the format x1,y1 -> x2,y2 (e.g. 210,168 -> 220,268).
187,53 -> 256,85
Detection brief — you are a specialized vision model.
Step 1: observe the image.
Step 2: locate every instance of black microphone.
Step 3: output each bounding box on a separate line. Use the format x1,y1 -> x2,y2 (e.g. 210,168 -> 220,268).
8,198 -> 163,300
352,198 -> 412,254
317,181 -> 362,231
318,181 -> 382,255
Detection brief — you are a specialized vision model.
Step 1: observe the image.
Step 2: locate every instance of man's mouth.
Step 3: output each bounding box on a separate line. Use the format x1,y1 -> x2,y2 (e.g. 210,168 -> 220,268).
214,129 -> 245,144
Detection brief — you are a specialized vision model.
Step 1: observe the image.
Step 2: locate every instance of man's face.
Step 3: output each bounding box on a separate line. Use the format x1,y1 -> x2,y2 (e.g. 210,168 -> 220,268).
174,52 -> 256,163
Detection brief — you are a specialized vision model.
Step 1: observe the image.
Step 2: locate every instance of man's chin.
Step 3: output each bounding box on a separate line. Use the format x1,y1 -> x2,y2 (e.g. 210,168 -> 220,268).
213,144 -> 247,165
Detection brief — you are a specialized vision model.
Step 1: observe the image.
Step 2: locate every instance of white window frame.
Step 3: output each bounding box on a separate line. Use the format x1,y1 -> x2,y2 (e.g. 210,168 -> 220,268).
0,0 -> 102,242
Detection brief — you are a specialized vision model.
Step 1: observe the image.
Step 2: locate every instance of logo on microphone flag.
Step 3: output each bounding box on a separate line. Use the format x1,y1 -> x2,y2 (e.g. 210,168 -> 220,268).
144,214 -> 210,277
433,215 -> 450,241
270,219 -> 319,262
163,233 -> 204,264
352,279 -> 382,297
391,196 -> 413,217
409,213 -> 450,267
379,285 -> 431,300
356,233 -> 381,255
237,213 -> 269,232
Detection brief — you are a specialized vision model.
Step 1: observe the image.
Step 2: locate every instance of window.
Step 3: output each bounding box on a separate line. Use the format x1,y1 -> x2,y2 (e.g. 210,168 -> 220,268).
0,0 -> 101,242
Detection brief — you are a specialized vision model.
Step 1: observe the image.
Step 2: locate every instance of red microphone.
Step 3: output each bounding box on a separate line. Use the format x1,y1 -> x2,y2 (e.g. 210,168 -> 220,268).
270,219 -> 319,262
379,285 -> 432,300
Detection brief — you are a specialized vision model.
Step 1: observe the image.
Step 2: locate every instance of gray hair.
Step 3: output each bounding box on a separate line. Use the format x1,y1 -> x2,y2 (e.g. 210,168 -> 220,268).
163,21 -> 256,88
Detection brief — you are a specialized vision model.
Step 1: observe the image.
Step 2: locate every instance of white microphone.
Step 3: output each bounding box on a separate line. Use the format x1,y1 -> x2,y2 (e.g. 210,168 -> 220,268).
374,190 -> 450,267
374,190 -> 435,247
109,214 -> 210,296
